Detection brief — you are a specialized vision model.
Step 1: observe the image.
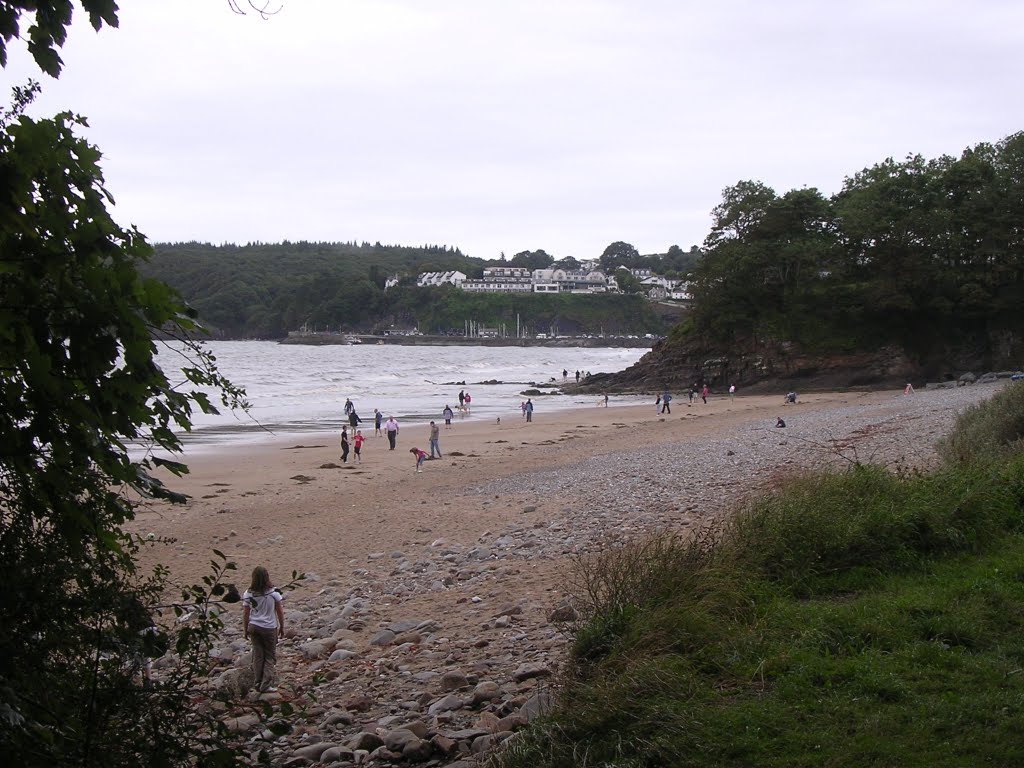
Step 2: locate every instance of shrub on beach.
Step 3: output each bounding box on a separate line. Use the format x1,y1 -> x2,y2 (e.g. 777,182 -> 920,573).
938,380 -> 1024,464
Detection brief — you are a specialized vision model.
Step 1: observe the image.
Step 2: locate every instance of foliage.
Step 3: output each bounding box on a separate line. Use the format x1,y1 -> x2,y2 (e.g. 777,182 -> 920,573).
493,404 -> 1024,768
141,244 -> 673,338
685,133 -> 1024,366
939,380 -> 1024,464
0,0 -> 119,76
0,86 -> 247,765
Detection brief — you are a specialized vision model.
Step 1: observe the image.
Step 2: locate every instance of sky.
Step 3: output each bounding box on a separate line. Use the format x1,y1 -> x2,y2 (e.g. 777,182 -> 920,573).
3,1 -> 1022,261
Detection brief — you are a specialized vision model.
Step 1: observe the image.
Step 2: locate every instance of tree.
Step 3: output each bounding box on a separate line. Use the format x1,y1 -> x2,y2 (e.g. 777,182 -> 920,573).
599,241 -> 641,272
0,80 -> 251,766
1,5 -> 253,763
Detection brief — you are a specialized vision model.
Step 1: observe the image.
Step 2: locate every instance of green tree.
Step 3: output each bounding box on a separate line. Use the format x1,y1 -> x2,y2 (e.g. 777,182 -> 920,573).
599,241 -> 641,272
1,5 -> 253,763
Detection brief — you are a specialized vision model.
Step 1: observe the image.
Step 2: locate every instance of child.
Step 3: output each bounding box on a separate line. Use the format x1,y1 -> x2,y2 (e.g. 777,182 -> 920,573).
353,429 -> 364,464
242,566 -> 285,694
409,447 -> 428,473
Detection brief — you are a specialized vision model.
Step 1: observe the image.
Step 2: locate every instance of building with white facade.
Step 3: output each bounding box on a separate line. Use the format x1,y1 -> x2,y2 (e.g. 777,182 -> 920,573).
417,270 -> 466,288
460,267 -> 533,293
531,268 -> 609,294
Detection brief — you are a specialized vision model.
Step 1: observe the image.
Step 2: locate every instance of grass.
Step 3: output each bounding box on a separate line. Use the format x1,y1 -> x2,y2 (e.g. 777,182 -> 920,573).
493,383 -> 1024,768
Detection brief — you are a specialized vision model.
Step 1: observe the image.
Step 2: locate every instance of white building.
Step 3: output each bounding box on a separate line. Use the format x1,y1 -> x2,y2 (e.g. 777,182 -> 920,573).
460,266 -> 533,293
417,270 -> 466,288
531,268 -> 609,293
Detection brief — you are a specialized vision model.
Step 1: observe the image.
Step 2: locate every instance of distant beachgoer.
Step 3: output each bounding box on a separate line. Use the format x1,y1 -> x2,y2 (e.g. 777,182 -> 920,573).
429,421 -> 442,459
661,390 -> 672,414
563,368 -> 568,381
443,405 -> 454,428
343,398 -> 354,417
525,398 -> 534,423
340,426 -> 350,463
385,416 -> 399,450
242,566 -> 285,694
785,392 -> 797,405
458,389 -> 465,410
348,408 -> 362,428
575,370 -> 580,383
410,447 -> 428,472
655,394 -> 661,413
729,384 -> 736,399
776,417 -> 786,428
701,384 -> 708,404
353,430 -> 364,463
603,393 -> 609,407
688,386 -> 695,403
374,409 -> 383,436
464,391 -> 472,411
904,383 -> 915,395
521,401 -> 527,418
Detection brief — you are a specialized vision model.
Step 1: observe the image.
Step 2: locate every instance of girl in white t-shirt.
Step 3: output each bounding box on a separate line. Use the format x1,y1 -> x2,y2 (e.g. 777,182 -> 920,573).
242,566 -> 285,693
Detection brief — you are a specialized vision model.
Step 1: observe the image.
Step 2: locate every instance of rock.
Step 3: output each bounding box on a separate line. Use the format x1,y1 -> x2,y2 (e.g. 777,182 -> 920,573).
428,692 -> 465,715
470,681 -> 500,706
520,691 -> 555,721
512,662 -> 551,682
441,670 -> 469,691
383,728 -> 423,752
328,648 -> 357,663
370,629 -> 397,647
292,742 -> 338,761
547,602 -> 577,622
298,639 -> 333,660
349,731 -> 384,751
223,713 -> 260,733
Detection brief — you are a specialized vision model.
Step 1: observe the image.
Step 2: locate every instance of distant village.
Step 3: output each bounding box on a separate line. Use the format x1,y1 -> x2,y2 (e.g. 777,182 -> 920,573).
393,264 -> 693,302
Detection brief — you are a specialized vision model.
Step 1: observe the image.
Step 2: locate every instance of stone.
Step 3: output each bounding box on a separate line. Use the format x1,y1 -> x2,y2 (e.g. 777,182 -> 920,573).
292,742 -> 338,761
428,692 -> 465,715
348,731 -> 384,751
512,662 -> 551,682
441,670 -> 469,691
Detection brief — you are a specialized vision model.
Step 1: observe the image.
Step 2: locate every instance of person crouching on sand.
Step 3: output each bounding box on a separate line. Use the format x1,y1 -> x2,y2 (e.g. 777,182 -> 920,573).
410,447 -> 428,472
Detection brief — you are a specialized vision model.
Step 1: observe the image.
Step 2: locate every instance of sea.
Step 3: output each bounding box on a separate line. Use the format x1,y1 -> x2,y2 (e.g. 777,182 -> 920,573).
162,341 -> 648,451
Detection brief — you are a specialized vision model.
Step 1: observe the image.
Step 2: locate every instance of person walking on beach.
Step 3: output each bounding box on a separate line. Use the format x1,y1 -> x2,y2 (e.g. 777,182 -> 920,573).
688,385 -> 696,403
242,566 -> 285,694
343,398 -> 354,418
385,416 -> 399,450
348,407 -> 362,429
464,391 -> 471,412
729,384 -> 736,400
410,447 -> 428,472
374,408 -> 383,437
661,390 -> 672,414
575,370 -> 580,383
525,398 -> 534,423
701,384 -> 709,404
353,429 -> 364,463
340,426 -> 350,463
443,404 -> 454,428
458,389 -> 465,411
563,368 -> 568,381
428,421 -> 442,459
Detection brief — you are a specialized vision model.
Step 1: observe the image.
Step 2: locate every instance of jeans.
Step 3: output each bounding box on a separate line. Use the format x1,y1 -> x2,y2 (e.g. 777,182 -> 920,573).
429,438 -> 441,458
387,430 -> 397,449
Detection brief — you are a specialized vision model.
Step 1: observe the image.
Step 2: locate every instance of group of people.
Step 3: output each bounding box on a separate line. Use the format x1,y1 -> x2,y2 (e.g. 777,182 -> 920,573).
340,396 -> 467,472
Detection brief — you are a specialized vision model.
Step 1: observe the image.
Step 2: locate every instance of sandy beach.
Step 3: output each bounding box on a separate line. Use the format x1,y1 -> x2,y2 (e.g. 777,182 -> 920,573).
131,389 -> 924,587
127,385 -> 992,763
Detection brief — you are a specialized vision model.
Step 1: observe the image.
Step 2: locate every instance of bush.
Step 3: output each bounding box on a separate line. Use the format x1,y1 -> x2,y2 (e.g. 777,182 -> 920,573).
939,381 -> 1024,464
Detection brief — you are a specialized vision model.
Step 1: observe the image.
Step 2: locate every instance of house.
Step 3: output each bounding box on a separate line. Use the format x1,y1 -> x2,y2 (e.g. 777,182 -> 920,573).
417,270 -> 466,288
460,267 -> 533,293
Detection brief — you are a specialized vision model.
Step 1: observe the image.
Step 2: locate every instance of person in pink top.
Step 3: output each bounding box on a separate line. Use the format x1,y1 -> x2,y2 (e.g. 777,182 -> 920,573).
701,384 -> 709,404
409,447 -> 428,472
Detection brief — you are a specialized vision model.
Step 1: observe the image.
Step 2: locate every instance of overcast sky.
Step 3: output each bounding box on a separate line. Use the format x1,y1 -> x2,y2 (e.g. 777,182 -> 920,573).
3,1 -> 1022,260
